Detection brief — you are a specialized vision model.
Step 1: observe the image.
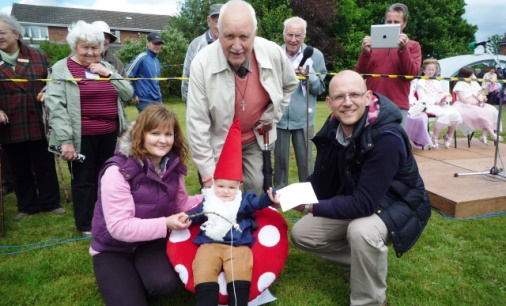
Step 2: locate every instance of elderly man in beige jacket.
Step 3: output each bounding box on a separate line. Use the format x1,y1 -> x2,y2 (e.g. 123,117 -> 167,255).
187,0 -> 298,195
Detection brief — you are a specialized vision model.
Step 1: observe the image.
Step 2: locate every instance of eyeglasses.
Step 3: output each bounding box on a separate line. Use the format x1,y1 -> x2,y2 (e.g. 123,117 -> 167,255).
329,92 -> 367,103
284,33 -> 305,40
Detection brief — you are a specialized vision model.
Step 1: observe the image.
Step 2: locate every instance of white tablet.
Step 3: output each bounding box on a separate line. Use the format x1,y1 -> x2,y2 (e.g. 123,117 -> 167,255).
371,24 -> 400,49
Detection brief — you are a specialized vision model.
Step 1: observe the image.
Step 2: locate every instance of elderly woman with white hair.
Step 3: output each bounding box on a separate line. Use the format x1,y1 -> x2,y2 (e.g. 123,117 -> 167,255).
45,20 -> 133,236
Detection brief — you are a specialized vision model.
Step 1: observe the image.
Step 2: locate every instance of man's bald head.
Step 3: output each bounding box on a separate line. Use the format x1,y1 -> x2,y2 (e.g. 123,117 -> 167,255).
218,0 -> 257,33
329,70 -> 367,93
326,70 -> 372,136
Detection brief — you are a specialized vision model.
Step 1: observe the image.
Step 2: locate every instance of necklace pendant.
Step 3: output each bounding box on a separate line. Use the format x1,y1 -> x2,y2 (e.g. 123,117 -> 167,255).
241,99 -> 246,111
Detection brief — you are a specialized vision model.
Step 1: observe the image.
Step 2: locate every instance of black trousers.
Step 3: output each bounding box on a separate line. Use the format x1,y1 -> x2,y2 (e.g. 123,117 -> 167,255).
3,139 -> 61,214
93,238 -> 181,306
1,146 -> 15,194
69,132 -> 117,232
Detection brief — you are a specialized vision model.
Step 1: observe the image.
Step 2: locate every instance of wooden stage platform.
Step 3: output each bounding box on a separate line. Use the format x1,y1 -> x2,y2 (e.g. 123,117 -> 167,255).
413,138 -> 506,218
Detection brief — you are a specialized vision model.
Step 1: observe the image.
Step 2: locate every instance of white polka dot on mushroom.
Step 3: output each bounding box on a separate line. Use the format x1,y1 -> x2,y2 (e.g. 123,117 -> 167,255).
257,225 -> 280,247
174,264 -> 189,284
257,272 -> 276,292
169,229 -> 191,243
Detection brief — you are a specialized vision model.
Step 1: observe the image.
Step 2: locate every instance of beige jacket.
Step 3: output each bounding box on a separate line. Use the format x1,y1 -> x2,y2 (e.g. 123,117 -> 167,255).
186,37 -> 299,179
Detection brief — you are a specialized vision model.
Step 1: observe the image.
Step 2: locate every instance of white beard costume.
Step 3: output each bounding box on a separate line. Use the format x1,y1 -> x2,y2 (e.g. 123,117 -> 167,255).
200,185 -> 242,241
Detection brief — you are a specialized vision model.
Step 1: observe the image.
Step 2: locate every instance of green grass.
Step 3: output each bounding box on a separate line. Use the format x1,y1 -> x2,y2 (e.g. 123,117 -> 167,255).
1,98 -> 505,305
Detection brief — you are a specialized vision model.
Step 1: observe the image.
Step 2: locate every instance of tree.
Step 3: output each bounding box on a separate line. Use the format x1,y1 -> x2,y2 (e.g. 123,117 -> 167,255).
116,26 -> 188,99
38,40 -> 71,65
249,0 -> 293,43
487,34 -> 506,55
291,0 -> 339,64
331,0 -> 476,70
170,0 -> 292,44
162,0 -> 478,97
169,0 -> 223,43
402,0 -> 476,59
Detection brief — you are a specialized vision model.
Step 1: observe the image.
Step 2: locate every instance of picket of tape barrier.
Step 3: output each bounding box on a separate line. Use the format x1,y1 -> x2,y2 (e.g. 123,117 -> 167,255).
1,74 -> 505,83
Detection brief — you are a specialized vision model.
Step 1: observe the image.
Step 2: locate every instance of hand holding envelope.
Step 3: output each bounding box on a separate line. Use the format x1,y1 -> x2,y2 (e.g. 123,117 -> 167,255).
275,182 -> 318,212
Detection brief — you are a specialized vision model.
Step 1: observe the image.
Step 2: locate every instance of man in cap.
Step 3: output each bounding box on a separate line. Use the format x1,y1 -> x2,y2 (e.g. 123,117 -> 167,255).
126,32 -> 164,112
181,3 -> 224,104
92,21 -> 126,77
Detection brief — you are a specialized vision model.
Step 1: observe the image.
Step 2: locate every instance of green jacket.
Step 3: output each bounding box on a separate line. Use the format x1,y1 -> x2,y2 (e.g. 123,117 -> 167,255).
45,58 -> 132,154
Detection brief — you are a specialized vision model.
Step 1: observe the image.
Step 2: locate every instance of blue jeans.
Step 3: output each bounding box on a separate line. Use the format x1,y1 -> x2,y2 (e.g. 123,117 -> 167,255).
136,101 -> 163,113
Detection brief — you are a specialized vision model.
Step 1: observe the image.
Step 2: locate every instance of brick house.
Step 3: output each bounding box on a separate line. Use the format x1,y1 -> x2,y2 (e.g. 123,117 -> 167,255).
10,3 -> 171,52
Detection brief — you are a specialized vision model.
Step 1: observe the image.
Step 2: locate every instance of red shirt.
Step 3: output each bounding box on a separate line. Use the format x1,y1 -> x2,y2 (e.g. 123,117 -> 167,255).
233,52 -> 270,144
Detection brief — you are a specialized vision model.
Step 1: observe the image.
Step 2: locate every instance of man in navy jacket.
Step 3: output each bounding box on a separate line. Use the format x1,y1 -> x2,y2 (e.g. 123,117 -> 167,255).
126,32 -> 163,112
290,70 -> 431,306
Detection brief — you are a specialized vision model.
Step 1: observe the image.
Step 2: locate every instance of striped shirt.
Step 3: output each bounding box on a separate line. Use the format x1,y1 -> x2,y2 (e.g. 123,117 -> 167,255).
67,58 -> 119,136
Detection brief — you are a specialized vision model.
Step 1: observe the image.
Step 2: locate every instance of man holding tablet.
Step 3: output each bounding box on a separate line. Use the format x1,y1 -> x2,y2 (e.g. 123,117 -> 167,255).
356,3 -> 421,128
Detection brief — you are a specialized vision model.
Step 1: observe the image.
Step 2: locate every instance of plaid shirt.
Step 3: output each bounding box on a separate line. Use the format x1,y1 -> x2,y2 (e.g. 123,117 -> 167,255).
0,41 -> 50,144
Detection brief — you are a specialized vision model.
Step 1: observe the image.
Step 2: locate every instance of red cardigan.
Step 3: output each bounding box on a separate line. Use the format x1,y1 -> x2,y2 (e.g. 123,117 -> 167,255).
356,40 -> 422,110
0,41 -> 50,144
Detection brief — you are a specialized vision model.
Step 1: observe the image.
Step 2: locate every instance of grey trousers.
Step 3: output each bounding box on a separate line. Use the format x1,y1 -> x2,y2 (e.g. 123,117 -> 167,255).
291,213 -> 390,306
399,108 -> 408,129
273,126 -> 314,188
242,140 -> 264,196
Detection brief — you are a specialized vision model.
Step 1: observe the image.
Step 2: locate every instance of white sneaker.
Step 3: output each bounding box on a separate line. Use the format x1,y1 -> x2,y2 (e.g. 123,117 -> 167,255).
479,135 -> 488,145
490,133 -> 504,142
443,134 -> 452,149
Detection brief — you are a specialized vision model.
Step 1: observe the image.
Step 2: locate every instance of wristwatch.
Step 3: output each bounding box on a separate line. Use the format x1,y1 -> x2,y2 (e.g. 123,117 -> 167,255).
302,204 -> 310,215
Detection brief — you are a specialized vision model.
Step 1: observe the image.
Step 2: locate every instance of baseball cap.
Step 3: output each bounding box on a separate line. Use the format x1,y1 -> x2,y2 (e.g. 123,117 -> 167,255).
147,32 -> 164,44
209,3 -> 223,17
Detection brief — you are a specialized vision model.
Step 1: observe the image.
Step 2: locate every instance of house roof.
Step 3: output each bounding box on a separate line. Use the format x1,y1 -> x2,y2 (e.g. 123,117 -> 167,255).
10,3 -> 171,32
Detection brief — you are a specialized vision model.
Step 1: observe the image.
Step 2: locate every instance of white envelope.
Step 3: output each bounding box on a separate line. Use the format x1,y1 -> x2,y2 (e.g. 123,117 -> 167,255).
276,182 -> 318,212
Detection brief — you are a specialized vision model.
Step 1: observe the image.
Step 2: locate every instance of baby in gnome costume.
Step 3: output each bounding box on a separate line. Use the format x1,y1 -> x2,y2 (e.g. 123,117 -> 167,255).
184,119 -> 280,306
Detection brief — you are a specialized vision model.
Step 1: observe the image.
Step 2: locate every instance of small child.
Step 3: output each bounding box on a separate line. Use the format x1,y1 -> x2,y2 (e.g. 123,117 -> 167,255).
184,120 -> 280,306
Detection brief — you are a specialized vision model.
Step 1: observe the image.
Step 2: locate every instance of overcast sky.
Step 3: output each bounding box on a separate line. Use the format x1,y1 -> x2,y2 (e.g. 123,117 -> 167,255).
1,0 -> 505,54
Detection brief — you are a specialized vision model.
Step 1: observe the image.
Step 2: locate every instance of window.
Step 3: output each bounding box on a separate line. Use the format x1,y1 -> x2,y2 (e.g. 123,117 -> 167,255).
23,25 -> 48,40
114,30 -> 120,43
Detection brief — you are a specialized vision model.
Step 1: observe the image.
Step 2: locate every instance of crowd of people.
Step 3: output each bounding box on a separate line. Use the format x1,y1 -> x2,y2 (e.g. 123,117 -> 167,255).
1,0 -> 503,305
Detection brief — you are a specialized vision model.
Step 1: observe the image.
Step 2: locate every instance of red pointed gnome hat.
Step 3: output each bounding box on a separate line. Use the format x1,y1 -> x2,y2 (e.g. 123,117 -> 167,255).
214,119 -> 243,182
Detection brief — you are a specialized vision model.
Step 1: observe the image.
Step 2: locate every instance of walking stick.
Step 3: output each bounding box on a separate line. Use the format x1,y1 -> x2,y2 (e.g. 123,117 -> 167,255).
305,65 -> 310,178
55,155 -> 70,203
261,126 -> 273,193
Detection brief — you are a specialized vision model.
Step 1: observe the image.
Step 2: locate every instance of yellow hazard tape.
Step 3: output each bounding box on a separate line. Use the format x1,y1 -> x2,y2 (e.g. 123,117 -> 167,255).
1,74 -> 505,83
